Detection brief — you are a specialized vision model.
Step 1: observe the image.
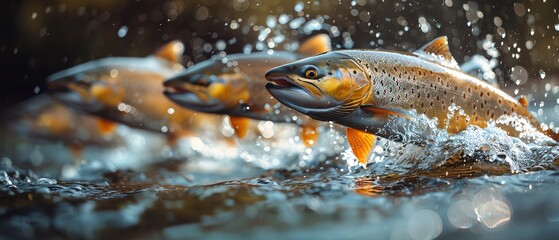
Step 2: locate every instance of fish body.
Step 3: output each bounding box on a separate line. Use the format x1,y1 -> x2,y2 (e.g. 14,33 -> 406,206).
48,41 -> 217,139
265,37 -> 554,166
166,51 -> 303,122
164,34 -> 333,145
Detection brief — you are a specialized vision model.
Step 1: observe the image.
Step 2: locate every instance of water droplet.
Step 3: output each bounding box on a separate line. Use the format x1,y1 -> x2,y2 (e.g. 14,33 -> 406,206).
294,2 -> 304,12
117,26 -> 128,38
539,69 -> 546,79
215,40 -> 226,51
110,69 -> 119,78
513,3 -> 526,17
195,6 -> 209,21
511,65 -> 528,85
447,199 -> 476,229
37,178 -> 57,184
266,16 -> 277,28
230,21 -> 239,30
408,209 -> 443,239
289,17 -> 305,29
472,188 -> 511,229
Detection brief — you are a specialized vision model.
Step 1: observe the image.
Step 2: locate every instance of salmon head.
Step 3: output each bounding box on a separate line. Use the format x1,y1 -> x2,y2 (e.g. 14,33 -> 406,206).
47,60 -> 128,113
163,59 -> 249,115
265,52 -> 371,121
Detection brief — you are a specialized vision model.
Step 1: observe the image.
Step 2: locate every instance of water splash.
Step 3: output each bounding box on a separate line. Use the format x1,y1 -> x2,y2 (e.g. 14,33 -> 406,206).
353,111 -> 559,175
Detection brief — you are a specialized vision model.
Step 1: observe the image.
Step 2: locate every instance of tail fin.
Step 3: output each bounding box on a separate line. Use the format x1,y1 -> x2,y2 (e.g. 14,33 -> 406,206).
544,129 -> 559,142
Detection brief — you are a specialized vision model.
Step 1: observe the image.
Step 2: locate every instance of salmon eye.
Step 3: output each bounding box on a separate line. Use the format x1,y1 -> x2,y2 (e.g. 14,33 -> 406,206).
304,67 -> 319,79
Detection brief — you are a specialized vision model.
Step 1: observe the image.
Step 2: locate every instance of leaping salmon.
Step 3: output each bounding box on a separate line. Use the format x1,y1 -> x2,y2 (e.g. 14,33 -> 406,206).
265,36 -> 559,167
164,34 -> 333,146
47,41 -> 222,144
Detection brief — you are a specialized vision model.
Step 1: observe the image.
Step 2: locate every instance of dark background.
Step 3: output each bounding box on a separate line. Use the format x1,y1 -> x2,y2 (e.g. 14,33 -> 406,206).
1,0 -> 558,112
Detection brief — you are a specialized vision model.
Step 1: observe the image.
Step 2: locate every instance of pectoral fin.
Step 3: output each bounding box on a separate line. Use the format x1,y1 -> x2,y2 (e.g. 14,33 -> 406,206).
96,119 -> 117,135
346,128 -> 376,168
544,129 -> 559,142
229,116 -> 251,138
361,105 -> 412,120
301,125 -> 319,147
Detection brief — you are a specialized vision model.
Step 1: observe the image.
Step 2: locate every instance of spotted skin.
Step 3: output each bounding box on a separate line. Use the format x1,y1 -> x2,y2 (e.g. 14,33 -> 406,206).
344,50 -> 536,135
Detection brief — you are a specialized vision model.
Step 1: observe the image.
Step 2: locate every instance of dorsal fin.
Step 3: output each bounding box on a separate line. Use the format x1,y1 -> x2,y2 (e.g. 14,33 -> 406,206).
296,34 -> 332,56
154,40 -> 185,63
413,36 -> 460,70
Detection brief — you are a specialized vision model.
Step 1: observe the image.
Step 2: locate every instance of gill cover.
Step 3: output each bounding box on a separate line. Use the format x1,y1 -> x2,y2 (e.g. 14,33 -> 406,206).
265,52 -> 371,121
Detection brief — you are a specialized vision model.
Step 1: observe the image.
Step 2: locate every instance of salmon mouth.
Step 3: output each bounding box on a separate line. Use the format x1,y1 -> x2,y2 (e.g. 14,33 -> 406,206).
265,75 -> 298,88
265,74 -> 336,112
264,74 -> 313,97
163,82 -> 205,95
164,78 -> 226,112
163,72 -> 214,95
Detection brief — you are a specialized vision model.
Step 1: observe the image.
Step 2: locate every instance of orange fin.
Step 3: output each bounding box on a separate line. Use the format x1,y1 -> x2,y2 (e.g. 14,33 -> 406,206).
296,33 -> 332,56
301,125 -> 319,147
361,105 -> 412,120
414,36 -> 460,70
346,128 -> 376,168
229,116 -> 251,138
96,119 -> 117,135
544,129 -> 559,142
518,95 -> 529,107
154,40 -> 184,63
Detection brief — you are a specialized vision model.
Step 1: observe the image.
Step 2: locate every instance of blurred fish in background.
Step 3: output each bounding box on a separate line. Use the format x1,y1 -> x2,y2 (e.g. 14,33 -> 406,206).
164,34 -> 335,147
47,41 -> 226,146
0,94 -> 125,174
